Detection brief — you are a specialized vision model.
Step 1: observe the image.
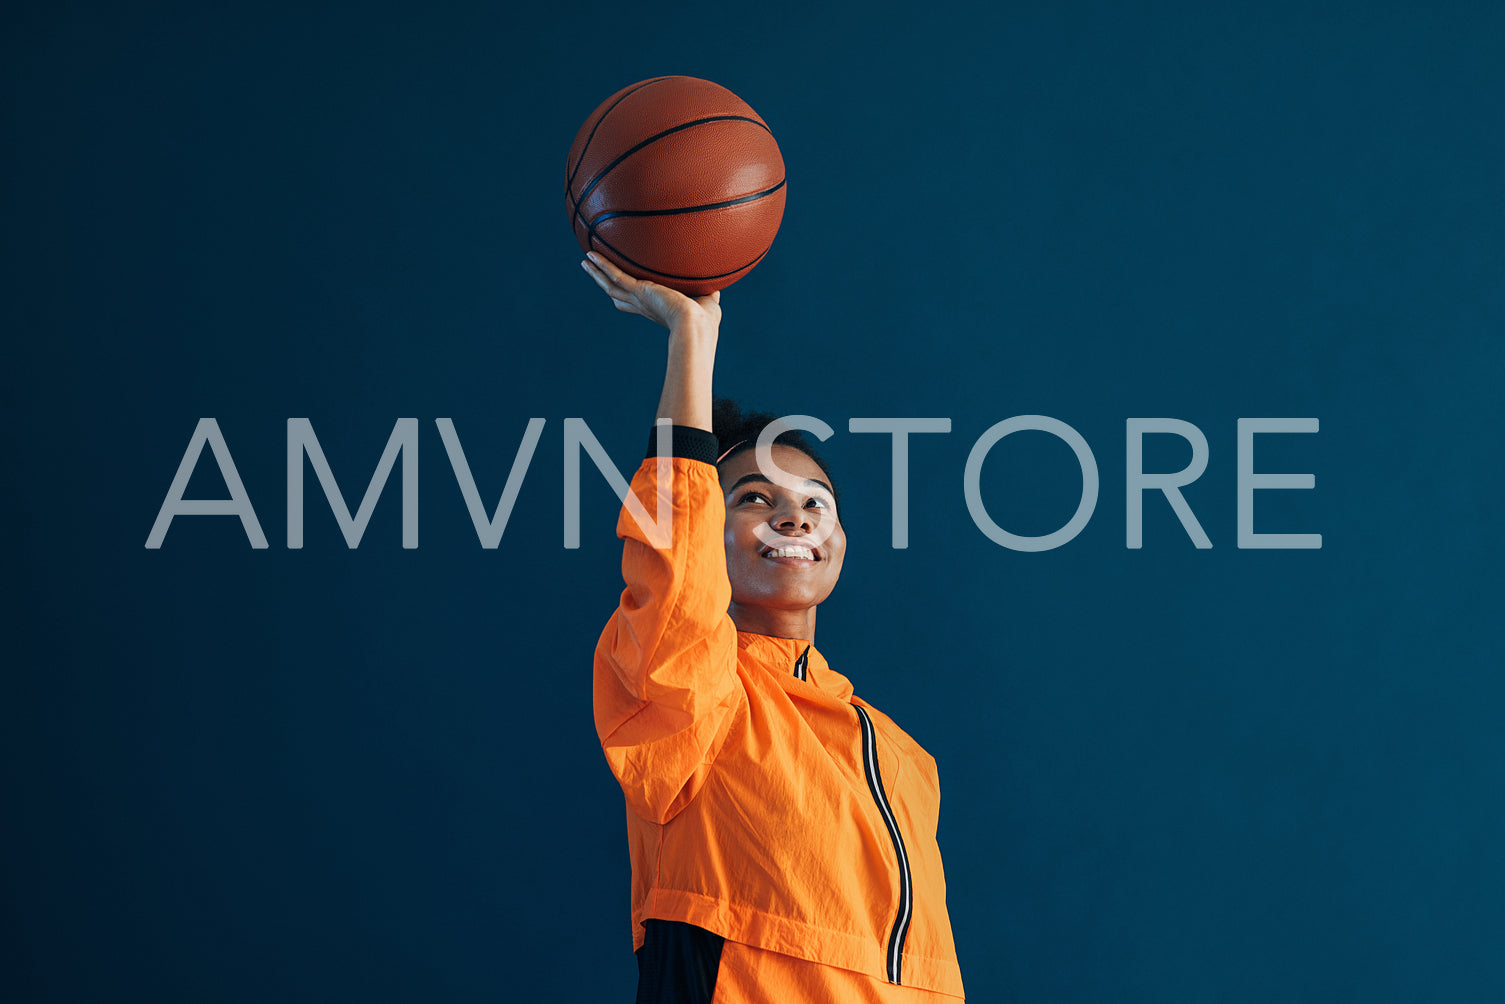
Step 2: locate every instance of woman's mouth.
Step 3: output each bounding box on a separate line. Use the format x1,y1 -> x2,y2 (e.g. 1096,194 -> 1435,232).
761,542 -> 820,563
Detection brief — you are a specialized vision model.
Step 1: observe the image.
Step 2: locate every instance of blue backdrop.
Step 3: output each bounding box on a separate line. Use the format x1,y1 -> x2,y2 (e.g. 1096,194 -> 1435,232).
6,1 -> 1501,1000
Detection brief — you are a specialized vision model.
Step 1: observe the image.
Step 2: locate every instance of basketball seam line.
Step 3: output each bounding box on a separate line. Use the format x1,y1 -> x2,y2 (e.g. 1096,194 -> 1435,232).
564,77 -> 672,196
590,231 -> 771,283
569,114 -> 773,229
584,178 -> 787,245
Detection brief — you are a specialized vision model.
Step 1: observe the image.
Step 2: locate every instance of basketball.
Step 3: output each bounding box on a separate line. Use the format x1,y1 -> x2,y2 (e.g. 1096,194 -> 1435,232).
565,76 -> 786,298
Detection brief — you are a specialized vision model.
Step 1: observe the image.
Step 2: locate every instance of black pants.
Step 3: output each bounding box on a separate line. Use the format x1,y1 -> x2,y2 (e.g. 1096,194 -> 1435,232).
635,919 -> 726,1004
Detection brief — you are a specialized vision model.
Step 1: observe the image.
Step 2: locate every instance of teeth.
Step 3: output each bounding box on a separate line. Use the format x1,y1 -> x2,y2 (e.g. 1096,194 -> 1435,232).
766,546 -> 815,560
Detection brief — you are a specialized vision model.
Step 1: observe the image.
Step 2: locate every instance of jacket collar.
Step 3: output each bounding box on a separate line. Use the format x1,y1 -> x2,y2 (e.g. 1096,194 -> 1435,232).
735,632 -> 854,701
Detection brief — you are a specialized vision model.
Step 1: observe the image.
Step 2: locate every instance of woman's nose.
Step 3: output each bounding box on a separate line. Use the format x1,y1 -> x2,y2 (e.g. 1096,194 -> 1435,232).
771,505 -> 812,533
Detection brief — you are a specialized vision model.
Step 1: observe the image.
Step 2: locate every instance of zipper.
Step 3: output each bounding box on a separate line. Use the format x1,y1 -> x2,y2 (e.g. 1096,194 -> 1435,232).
853,704 -> 912,985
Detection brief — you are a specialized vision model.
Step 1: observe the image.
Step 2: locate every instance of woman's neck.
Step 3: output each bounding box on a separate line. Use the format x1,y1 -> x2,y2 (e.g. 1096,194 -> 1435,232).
728,602 -> 816,642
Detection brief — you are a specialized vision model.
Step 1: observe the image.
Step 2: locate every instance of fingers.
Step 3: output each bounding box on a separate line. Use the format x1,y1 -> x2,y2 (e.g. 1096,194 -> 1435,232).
582,254 -> 652,303
581,258 -> 645,316
580,253 -> 716,332
579,258 -> 621,296
584,252 -> 640,291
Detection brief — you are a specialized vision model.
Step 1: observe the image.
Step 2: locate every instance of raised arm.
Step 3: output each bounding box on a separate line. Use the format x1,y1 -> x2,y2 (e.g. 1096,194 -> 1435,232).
580,252 -> 720,431
584,253 -> 742,824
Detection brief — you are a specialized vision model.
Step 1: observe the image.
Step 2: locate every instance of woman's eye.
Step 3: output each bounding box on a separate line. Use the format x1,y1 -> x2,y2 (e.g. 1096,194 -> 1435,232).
740,492 -> 769,504
805,498 -> 827,509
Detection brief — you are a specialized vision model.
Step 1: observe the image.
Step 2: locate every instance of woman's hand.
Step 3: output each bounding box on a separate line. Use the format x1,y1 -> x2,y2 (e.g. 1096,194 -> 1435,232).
579,252 -> 719,431
580,252 -> 721,335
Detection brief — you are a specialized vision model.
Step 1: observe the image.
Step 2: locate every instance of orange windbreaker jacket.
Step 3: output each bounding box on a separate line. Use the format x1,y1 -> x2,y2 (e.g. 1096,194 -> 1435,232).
593,430 -> 965,998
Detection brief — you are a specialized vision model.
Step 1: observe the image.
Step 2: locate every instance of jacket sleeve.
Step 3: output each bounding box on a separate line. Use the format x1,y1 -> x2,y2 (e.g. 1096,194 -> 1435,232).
593,425 -> 743,824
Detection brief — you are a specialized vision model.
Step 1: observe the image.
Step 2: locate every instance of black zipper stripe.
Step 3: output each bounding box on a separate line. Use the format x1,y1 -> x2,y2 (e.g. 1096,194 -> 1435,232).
854,705 -> 912,984
793,646 -> 809,682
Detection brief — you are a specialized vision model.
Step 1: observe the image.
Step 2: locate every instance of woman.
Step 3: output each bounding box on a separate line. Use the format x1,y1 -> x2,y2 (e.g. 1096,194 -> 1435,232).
584,252 -> 965,1003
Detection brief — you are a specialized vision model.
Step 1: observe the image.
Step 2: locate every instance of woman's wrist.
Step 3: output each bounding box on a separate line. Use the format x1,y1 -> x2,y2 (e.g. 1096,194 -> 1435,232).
658,321 -> 717,432
667,315 -> 719,349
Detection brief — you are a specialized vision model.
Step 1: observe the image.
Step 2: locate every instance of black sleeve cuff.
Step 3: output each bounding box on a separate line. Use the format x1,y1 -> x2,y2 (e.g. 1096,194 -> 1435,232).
644,424 -> 721,464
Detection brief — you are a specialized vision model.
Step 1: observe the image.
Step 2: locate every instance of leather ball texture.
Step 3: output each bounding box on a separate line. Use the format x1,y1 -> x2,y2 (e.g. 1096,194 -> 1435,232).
565,76 -> 787,297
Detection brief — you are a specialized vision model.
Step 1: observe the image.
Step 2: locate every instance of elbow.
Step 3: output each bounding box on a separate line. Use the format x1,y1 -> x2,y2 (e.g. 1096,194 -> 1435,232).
601,735 -> 713,826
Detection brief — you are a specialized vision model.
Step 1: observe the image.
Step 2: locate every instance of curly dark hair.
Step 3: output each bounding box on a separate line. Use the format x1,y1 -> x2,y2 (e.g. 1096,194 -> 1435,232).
711,397 -> 841,513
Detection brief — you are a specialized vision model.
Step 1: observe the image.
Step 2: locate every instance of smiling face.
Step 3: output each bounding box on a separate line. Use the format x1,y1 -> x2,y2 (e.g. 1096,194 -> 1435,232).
718,444 -> 846,636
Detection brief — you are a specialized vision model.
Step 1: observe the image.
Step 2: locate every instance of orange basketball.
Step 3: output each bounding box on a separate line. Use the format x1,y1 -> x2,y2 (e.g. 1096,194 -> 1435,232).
565,76 -> 786,297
